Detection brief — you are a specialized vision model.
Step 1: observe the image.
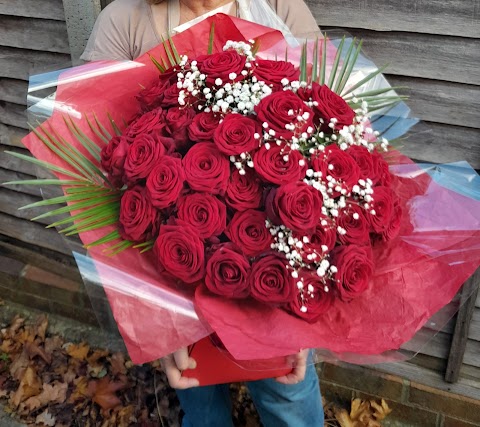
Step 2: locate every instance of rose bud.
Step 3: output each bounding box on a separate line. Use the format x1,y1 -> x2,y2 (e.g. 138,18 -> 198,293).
251,59 -> 300,91
368,186 -> 395,234
336,203 -> 370,245
311,83 -> 355,131
382,198 -> 402,241
101,135 -> 129,188
197,50 -> 247,86
124,107 -> 163,141
225,209 -> 273,257
119,185 -> 161,242
154,220 -> 205,284
188,112 -> 221,142
272,182 -> 323,234
177,193 -> 227,239
124,133 -> 166,185
286,272 -> 335,323
225,169 -> 263,211
213,114 -> 261,156
255,90 -> 314,140
330,244 -> 374,301
146,156 -> 185,209
311,144 -> 361,197
205,244 -> 251,299
295,218 -> 337,264
183,142 -> 230,195
253,142 -> 307,186
249,253 -> 295,304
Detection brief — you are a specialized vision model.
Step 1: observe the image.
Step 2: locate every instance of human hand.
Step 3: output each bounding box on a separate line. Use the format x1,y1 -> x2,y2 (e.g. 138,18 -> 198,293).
162,347 -> 200,389
275,348 -> 310,385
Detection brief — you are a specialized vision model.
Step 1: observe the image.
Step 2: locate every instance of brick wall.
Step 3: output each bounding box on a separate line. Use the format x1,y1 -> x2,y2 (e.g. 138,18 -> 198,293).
319,362 -> 480,427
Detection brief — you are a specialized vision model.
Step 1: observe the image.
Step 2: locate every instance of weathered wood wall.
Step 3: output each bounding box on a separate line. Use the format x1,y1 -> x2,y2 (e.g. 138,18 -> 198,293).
0,1 -> 95,324
0,0 -> 479,390
304,0 -> 480,387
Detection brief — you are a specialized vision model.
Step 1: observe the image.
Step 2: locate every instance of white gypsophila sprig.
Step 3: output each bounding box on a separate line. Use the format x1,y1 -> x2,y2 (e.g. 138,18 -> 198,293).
265,218 -> 336,313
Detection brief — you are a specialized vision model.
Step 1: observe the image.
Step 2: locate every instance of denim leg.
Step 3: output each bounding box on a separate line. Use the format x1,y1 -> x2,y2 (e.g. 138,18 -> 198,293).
176,384 -> 234,427
247,361 -> 324,427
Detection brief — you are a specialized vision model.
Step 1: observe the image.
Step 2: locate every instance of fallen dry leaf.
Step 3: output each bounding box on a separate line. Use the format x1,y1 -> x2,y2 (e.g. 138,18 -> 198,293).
10,366 -> 42,407
66,342 -> 90,360
88,376 -> 129,410
35,409 -> 56,426
22,381 -> 68,411
371,399 -> 392,421
109,352 -> 127,376
25,342 -> 52,364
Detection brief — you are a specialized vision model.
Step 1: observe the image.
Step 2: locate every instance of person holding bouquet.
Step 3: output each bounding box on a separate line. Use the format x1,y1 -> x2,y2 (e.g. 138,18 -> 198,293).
81,0 -> 324,426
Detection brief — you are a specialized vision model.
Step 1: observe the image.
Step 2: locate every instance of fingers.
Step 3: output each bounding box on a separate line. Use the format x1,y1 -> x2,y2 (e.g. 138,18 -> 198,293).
162,348 -> 199,389
275,349 -> 309,385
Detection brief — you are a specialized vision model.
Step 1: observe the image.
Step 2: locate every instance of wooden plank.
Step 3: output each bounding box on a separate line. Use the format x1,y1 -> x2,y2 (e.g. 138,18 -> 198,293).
307,0 -> 480,39
0,187 -> 65,226
322,28 -> 480,85
0,123 -> 28,148
470,309 -> 480,341
387,76 -> 480,129
0,168 -> 61,199
0,16 -> 70,54
0,144 -> 53,178
0,237 -> 80,282
0,102 -> 28,130
0,46 -> 71,81
400,122 -> 480,169
0,212 -> 71,255
445,269 -> 480,382
372,361 -> 480,400
0,79 -> 28,106
0,0 -> 66,21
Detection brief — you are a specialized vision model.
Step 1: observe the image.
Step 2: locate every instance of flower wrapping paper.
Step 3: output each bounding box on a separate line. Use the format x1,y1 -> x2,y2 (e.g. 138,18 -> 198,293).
21,14 -> 480,367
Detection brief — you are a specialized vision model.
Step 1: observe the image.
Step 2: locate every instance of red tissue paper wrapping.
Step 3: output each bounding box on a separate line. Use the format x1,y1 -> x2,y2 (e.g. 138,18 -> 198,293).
20,14 -> 480,384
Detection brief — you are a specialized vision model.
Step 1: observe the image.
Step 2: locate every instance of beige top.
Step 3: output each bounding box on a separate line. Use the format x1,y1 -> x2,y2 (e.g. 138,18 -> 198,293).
81,0 -> 320,61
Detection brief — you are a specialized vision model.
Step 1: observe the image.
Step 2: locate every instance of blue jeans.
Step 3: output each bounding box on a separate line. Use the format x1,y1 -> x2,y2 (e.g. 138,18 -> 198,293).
176,360 -> 323,427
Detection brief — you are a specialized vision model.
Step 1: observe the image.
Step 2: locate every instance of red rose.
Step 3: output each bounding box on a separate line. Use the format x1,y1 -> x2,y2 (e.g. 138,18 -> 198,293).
255,90 -> 314,140
346,145 -> 375,180
119,186 -> 161,242
101,136 -> 129,188
271,182 -> 323,234
337,203 -> 371,245
205,244 -> 251,298
124,133 -> 166,185
177,193 -> 226,239
213,114 -> 261,155
296,218 -> 337,263
153,221 -> 205,284
251,59 -> 300,91
125,107 -> 163,140
369,186 -> 394,233
331,244 -> 373,301
296,86 -> 313,102
225,169 -> 263,211
136,79 -> 171,112
311,83 -> 355,131
311,145 -> 360,197
249,254 -> 295,304
163,107 -> 196,150
183,142 -> 230,195
225,209 -> 273,257
382,198 -> 402,241
253,143 -> 307,185
146,156 -> 185,209
188,112 -> 221,142
286,273 -> 334,323
197,50 -> 247,86
371,151 -> 392,187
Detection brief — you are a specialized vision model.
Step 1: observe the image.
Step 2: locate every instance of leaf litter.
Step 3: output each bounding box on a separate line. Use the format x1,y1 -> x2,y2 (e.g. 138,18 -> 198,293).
0,314 -> 392,426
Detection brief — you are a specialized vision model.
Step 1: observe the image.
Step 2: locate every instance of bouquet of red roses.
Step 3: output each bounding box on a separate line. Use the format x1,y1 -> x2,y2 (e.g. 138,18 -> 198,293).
9,14 -> 480,384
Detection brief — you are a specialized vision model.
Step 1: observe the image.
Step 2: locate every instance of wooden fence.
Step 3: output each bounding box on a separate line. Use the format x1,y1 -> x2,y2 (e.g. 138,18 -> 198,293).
0,0 -> 479,392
